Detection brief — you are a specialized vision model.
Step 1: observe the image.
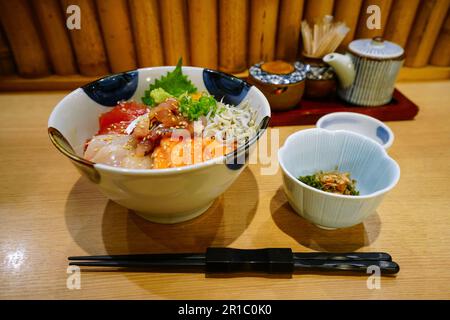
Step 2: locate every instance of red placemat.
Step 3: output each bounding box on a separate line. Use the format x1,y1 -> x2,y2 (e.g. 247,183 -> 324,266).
269,88 -> 419,127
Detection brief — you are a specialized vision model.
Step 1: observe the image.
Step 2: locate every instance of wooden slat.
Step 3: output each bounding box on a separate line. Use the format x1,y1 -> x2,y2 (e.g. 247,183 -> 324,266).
304,0 -> 334,24
33,0 -> 77,75
0,0 -> 50,77
128,0 -> 164,67
0,25 -> 15,75
383,0 -> 420,47
333,0 -> 363,50
248,0 -> 280,65
405,0 -> 449,67
61,0 -> 109,76
96,0 -> 137,73
356,0 -> 393,39
276,0 -> 304,61
159,0 -> 190,65
218,0 -> 249,73
430,12 -> 450,67
1,0 -> 449,85
188,0 -> 218,69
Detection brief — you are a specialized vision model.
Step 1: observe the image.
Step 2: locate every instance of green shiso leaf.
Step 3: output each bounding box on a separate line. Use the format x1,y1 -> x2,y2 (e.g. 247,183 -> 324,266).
141,58 -> 197,106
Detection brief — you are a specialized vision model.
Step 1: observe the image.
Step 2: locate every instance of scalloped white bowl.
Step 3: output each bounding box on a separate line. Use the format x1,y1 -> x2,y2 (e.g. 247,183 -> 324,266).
278,128 -> 400,229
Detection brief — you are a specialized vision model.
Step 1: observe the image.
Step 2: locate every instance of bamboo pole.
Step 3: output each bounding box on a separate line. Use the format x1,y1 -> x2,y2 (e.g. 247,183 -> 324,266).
96,0 -> 136,73
248,0 -> 280,65
61,0 -> 109,76
218,0 -> 248,73
159,0 -> 190,65
33,0 -> 77,75
0,25 -> 15,75
430,12 -> 450,67
405,0 -> 449,67
128,0 -> 164,67
334,0 -> 363,50
304,0 -> 334,25
356,0 -> 393,39
276,0 -> 304,61
383,0 -> 420,47
188,0 -> 218,69
0,0 -> 51,77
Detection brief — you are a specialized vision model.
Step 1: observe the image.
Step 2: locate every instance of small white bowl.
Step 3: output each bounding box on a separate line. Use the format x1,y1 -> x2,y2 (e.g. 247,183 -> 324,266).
278,128 -> 400,229
316,112 -> 394,149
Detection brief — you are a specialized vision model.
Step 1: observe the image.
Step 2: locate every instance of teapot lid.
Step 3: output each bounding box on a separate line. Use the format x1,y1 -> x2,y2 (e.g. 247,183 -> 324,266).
349,37 -> 404,59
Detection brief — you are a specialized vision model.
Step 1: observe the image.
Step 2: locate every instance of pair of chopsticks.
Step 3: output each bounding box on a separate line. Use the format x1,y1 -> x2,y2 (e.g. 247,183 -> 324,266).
69,248 -> 400,275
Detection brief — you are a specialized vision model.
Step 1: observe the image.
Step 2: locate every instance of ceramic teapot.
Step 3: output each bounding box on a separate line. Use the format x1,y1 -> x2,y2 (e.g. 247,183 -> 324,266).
323,37 -> 404,106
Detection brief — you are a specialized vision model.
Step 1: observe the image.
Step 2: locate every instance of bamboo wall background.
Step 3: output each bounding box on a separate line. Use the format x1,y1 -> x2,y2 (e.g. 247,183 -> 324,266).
0,0 -> 449,84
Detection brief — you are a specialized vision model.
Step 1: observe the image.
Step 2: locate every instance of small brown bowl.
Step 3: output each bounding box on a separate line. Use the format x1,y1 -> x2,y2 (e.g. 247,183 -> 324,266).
248,60 -> 306,112
304,78 -> 336,100
301,53 -> 337,99
247,76 -> 305,111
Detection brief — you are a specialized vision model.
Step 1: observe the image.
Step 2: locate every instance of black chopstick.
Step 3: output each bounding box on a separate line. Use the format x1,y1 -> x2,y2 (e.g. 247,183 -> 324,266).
69,260 -> 206,267
293,252 -> 392,261
294,259 -> 399,274
68,253 -> 204,261
68,247 -> 399,275
69,259 -> 399,274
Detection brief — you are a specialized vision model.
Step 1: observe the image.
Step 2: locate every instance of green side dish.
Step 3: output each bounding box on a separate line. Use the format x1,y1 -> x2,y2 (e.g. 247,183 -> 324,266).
299,169 -> 359,196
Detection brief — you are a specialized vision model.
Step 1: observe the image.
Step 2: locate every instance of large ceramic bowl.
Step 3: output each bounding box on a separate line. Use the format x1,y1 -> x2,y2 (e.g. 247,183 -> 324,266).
48,67 -> 270,223
278,128 -> 400,229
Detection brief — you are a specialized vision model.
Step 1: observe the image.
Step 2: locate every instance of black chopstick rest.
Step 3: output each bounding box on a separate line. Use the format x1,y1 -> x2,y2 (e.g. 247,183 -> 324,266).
205,247 -> 294,274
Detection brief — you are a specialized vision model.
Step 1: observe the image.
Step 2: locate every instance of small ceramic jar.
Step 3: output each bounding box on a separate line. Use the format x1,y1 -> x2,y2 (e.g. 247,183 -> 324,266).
248,60 -> 307,111
298,55 -> 336,99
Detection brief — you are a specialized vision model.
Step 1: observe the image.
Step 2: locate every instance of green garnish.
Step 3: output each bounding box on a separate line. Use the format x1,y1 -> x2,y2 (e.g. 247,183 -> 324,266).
179,93 -> 217,121
149,87 -> 173,104
299,170 -> 360,196
298,174 -> 324,190
142,58 -> 197,106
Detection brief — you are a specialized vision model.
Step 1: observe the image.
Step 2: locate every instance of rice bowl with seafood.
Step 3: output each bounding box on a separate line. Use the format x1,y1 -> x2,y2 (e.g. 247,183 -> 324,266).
48,62 -> 270,223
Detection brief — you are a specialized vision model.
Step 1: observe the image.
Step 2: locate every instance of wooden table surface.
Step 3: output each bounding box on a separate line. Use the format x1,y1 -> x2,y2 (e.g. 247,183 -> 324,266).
1,81 -> 449,299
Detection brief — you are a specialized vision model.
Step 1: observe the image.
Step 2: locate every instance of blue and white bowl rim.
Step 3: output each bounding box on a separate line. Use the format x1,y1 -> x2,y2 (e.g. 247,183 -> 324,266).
48,66 -> 271,175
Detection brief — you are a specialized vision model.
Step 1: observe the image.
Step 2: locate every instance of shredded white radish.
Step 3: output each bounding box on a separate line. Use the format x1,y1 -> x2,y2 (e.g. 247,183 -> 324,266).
203,100 -> 258,146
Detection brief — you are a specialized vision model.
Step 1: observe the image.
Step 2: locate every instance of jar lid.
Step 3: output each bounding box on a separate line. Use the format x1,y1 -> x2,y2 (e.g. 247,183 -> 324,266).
349,37 -> 404,59
249,60 -> 306,85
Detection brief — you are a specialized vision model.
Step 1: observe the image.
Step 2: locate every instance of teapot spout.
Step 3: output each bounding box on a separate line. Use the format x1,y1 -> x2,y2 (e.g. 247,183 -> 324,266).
323,53 -> 355,88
